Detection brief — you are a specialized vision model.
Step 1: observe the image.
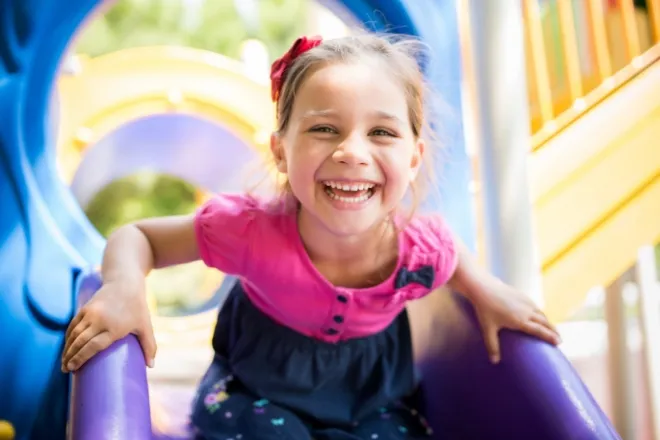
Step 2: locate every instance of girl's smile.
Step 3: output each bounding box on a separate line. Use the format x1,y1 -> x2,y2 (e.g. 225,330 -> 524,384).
320,180 -> 380,210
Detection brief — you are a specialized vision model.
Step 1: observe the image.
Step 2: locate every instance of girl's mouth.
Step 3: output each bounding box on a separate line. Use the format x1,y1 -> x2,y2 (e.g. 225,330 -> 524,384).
321,180 -> 379,204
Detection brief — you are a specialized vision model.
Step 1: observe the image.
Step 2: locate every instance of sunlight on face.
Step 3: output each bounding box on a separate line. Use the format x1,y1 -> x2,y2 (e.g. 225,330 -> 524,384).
273,61 -> 424,237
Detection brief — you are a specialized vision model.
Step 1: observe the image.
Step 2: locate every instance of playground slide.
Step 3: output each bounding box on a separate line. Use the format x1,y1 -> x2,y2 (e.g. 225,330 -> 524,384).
530,49 -> 660,322
70,270 -> 621,440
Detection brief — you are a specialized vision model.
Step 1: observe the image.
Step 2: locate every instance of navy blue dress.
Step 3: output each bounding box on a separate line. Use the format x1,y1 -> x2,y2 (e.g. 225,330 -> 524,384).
189,282 -> 433,439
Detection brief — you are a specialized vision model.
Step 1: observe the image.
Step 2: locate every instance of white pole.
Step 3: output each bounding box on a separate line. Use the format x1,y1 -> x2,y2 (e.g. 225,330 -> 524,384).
604,271 -> 635,440
461,0 -> 543,304
635,246 -> 660,440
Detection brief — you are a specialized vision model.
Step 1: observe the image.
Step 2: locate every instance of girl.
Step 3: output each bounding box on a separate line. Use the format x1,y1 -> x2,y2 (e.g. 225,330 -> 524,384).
62,34 -> 560,439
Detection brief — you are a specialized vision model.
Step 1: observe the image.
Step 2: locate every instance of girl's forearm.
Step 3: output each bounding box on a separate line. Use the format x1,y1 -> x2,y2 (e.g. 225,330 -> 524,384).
101,224 -> 155,285
447,240 -> 502,302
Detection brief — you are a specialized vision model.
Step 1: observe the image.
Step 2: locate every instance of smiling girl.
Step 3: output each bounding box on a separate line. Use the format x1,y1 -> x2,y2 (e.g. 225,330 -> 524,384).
62,34 -> 559,439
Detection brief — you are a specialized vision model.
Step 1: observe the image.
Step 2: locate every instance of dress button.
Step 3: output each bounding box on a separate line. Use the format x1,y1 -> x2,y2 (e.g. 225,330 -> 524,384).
336,294 -> 348,303
325,328 -> 339,335
333,315 -> 344,324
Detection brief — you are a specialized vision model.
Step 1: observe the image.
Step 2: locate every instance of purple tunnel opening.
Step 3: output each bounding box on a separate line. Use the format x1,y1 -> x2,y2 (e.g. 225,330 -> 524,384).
70,113 -> 261,207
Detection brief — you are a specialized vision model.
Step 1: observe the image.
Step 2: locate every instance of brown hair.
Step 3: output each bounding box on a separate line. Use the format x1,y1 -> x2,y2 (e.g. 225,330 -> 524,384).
269,33 -> 443,218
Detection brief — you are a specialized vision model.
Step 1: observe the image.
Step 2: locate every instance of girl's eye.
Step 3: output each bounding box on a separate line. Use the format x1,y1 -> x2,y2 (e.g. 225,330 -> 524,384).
371,128 -> 396,137
310,126 -> 336,134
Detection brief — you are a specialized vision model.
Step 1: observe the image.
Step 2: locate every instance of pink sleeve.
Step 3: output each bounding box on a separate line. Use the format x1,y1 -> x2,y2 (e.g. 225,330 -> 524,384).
194,193 -> 263,275
415,214 -> 459,289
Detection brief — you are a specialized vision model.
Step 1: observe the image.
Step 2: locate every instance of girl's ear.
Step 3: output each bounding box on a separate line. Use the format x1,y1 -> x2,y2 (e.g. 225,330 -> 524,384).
409,138 -> 425,180
270,132 -> 287,173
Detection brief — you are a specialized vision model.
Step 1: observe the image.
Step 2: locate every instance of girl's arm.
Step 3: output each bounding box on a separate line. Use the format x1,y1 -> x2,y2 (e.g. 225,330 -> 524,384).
446,239 -> 560,363
62,214 -> 200,372
103,214 -> 200,283
446,240 -> 502,302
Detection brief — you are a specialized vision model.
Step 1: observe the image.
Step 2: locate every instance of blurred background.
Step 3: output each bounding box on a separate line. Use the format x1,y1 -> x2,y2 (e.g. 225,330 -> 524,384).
1,0 -> 660,439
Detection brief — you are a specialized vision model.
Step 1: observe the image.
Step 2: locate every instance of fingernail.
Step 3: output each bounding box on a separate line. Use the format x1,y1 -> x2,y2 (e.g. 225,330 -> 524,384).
67,363 -> 74,371
148,358 -> 155,368
490,355 -> 500,364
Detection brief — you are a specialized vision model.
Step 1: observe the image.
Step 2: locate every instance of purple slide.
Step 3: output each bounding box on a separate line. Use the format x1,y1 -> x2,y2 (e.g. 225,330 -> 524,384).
69,271 -> 622,440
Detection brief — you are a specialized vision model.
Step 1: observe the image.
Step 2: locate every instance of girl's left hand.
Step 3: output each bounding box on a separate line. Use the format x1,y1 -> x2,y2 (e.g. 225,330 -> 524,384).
473,281 -> 561,364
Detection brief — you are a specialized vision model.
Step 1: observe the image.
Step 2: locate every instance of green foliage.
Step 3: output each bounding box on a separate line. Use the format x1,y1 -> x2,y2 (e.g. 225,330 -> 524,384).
73,0 -> 308,60
84,173 -> 210,315
84,172 -> 198,238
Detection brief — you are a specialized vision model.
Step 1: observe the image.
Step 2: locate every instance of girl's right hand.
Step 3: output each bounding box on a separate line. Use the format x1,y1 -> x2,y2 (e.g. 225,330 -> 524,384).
61,275 -> 157,373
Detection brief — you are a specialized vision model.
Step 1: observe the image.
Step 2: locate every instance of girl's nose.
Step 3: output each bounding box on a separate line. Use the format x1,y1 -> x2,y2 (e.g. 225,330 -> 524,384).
332,136 -> 370,166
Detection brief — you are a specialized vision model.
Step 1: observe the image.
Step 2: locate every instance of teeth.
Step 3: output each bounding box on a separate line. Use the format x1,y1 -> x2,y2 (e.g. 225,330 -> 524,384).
322,181 -> 376,191
324,187 -> 372,203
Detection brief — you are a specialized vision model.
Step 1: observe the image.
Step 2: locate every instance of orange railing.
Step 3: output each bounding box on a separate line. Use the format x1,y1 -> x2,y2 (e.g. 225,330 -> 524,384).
524,0 -> 660,147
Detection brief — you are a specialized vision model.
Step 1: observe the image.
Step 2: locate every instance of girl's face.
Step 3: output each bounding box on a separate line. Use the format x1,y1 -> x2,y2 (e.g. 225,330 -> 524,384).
272,61 -> 424,238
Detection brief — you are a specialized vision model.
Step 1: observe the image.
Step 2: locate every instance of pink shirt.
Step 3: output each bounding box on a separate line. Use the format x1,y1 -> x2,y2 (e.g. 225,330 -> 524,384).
194,194 -> 458,343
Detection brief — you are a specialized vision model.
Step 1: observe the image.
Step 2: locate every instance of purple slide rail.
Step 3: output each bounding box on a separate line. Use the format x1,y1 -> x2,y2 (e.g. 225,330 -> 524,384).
70,271 -> 622,440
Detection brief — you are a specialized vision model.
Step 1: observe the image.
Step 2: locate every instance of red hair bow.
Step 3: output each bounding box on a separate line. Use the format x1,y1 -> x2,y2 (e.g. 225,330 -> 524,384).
270,35 -> 323,102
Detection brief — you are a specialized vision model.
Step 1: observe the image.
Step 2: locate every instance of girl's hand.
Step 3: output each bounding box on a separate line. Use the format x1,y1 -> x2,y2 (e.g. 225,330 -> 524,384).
473,281 -> 561,364
61,276 -> 157,373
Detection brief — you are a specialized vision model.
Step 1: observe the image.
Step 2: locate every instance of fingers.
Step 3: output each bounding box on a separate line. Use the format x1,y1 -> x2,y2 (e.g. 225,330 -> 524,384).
482,324 -> 501,364
62,324 -> 98,371
522,320 -> 561,345
64,331 -> 113,372
136,323 -> 158,369
63,318 -> 91,361
531,311 -> 561,344
62,304 -> 115,372
65,310 -> 84,342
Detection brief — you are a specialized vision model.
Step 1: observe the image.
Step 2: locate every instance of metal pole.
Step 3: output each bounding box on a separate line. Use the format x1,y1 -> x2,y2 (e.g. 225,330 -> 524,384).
635,246 -> 660,440
604,270 -> 636,440
461,0 -> 543,303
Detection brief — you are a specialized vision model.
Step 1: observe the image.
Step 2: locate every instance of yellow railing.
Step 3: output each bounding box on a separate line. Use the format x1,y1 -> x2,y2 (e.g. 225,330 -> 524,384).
524,0 -> 660,148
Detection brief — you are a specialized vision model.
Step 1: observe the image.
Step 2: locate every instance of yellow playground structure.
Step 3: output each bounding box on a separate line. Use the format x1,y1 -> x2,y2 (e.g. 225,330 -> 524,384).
523,1 -> 660,322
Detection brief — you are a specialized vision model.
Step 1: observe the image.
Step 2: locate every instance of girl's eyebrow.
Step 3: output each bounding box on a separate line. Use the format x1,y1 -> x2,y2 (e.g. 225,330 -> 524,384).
373,111 -> 404,125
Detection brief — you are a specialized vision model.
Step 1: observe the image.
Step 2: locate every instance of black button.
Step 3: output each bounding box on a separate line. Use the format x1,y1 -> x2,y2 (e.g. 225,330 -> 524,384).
325,328 -> 338,335
333,315 -> 344,324
337,294 -> 348,303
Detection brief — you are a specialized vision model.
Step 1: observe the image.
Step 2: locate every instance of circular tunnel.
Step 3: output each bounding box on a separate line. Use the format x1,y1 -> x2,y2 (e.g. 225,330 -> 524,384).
69,113 -> 261,319
51,44 -> 283,331
52,47 -> 280,340
69,113 -> 259,208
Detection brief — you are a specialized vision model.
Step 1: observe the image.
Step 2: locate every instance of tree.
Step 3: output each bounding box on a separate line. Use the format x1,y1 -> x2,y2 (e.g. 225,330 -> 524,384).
84,172 -> 198,238
73,0 -> 309,62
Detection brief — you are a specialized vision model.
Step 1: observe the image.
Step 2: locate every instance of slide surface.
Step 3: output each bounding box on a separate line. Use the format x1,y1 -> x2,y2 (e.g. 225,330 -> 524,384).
530,47 -> 660,322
